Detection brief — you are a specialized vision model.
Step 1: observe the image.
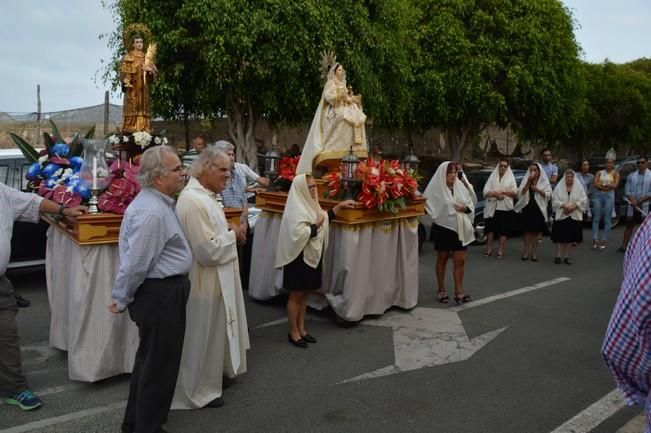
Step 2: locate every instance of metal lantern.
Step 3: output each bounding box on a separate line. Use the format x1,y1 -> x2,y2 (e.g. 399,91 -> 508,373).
264,144 -> 281,192
341,147 -> 360,200
402,148 -> 420,175
79,139 -> 111,214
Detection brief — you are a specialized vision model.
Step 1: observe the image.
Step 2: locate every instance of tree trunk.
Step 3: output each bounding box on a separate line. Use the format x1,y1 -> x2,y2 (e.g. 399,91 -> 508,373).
227,100 -> 258,171
446,127 -> 473,162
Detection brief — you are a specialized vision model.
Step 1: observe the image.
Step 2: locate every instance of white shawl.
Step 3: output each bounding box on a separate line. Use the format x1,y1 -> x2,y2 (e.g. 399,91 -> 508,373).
275,174 -> 329,268
482,164 -> 517,219
423,161 -> 475,246
515,163 -> 552,221
552,170 -> 588,221
460,171 -> 478,206
296,87 -> 326,175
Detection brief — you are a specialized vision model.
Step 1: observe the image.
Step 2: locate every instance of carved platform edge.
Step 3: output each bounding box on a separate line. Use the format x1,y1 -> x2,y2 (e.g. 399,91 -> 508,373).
255,192 -> 425,225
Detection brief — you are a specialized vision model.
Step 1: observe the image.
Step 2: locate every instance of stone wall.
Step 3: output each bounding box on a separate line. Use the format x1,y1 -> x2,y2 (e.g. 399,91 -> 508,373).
1,114 -> 536,162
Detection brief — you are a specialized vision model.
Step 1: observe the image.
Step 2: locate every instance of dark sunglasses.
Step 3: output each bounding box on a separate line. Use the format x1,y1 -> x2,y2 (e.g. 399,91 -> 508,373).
637,161 -> 646,165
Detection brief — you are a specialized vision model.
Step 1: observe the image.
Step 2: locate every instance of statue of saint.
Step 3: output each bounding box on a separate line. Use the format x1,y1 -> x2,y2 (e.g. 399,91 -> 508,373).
296,58 -> 368,175
120,27 -> 157,134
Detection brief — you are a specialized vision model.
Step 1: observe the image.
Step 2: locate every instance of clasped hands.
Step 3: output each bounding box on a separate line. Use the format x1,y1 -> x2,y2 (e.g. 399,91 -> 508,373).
487,191 -> 506,200
561,203 -> 578,214
454,203 -> 468,213
228,222 -> 247,244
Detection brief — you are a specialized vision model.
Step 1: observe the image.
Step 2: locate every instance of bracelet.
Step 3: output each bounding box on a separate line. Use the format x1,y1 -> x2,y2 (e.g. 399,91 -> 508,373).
58,204 -> 66,216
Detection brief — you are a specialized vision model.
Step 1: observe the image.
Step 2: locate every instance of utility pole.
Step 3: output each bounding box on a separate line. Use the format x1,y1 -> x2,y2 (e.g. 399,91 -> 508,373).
104,91 -> 109,136
36,84 -> 41,146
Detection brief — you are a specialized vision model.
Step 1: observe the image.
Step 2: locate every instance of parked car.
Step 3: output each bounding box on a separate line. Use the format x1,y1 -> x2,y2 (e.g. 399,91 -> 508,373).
0,149 -> 49,269
417,168 -> 526,249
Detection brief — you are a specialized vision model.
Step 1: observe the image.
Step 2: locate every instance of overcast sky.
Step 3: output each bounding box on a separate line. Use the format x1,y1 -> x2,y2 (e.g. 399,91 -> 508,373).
0,0 -> 649,113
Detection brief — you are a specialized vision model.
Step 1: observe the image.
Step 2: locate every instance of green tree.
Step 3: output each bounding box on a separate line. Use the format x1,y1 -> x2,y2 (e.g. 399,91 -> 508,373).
413,0 -> 584,161
102,0 -> 418,170
567,61 -> 651,157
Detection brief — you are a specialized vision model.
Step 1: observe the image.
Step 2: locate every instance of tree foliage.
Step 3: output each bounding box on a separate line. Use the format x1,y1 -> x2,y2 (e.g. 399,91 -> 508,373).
565,60 -> 651,157
413,0 -> 584,161
102,0 -> 418,170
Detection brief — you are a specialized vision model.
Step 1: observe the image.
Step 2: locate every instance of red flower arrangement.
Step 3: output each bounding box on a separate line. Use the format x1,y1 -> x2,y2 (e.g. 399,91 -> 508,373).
278,155 -> 300,182
326,158 -> 419,214
274,154 -> 301,191
97,160 -> 141,214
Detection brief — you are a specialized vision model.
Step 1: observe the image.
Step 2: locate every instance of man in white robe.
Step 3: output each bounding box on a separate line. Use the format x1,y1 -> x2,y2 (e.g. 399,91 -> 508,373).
172,148 -> 250,409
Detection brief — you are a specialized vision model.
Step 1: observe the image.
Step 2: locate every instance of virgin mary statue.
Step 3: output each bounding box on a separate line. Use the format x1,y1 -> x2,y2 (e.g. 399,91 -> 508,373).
296,61 -> 368,174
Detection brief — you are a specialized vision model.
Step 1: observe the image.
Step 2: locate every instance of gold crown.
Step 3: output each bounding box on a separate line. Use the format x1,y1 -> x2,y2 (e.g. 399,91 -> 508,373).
320,50 -> 337,81
123,23 -> 153,51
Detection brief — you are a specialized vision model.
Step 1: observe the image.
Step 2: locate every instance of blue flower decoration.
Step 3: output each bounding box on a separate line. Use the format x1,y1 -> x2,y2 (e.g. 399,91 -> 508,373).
69,156 -> 84,171
66,173 -> 81,187
45,178 -> 58,189
26,162 -> 42,180
42,163 -> 61,179
73,182 -> 91,200
51,143 -> 70,157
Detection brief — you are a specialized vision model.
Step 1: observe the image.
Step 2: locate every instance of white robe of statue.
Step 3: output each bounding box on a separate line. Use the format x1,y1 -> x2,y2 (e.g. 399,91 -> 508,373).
171,176 -> 250,409
296,63 -> 368,174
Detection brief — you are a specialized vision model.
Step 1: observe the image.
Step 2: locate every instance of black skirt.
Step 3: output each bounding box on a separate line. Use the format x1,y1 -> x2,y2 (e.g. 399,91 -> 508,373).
551,217 -> 583,243
432,224 -> 466,251
485,210 -> 516,237
520,200 -> 546,233
283,251 -> 322,291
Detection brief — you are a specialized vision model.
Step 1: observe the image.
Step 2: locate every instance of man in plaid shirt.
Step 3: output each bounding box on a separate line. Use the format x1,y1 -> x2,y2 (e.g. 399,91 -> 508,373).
602,213 -> 651,433
212,141 -> 269,289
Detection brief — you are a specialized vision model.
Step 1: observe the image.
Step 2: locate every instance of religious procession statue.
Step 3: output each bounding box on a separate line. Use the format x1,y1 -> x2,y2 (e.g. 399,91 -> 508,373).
120,23 -> 157,134
296,52 -> 368,174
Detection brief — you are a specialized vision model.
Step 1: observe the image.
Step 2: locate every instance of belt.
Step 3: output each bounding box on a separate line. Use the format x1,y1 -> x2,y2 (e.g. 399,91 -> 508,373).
145,273 -> 188,281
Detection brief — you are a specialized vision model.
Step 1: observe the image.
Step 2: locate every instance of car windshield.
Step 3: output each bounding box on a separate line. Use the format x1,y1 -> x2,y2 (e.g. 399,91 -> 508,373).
465,169 -> 526,203
466,171 -> 491,202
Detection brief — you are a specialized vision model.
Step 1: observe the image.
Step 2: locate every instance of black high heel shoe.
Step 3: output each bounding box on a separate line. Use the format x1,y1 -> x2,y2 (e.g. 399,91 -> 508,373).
301,334 -> 317,344
454,294 -> 472,305
288,334 -> 308,349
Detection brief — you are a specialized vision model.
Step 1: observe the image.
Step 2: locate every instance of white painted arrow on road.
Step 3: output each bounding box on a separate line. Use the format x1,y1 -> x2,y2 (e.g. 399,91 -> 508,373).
339,277 -> 571,383
339,307 -> 507,383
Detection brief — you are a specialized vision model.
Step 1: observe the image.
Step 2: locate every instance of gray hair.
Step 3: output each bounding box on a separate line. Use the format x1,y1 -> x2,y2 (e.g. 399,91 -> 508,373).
189,147 -> 230,178
211,140 -> 235,153
137,145 -> 178,188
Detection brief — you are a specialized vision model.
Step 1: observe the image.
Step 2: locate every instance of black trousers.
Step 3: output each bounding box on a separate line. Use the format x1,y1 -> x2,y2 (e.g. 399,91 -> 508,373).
122,275 -> 190,433
0,275 -> 25,397
240,224 -> 253,290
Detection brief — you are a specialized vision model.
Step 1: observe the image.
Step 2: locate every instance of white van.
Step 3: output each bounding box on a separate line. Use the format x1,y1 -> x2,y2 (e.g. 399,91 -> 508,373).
0,149 -> 48,269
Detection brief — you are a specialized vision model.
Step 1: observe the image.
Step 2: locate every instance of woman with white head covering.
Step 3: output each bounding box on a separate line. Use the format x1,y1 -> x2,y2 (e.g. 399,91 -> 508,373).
515,162 -> 552,261
482,158 -> 518,259
423,161 -> 475,305
275,174 -> 356,348
591,148 -> 620,251
551,169 -> 587,264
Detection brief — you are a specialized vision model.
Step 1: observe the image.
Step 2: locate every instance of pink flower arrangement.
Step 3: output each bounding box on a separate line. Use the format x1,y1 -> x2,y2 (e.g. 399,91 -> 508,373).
97,160 -> 141,214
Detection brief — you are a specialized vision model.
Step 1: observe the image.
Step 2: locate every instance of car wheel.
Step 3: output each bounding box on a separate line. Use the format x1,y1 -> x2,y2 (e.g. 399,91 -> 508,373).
418,223 -> 426,252
474,221 -> 486,244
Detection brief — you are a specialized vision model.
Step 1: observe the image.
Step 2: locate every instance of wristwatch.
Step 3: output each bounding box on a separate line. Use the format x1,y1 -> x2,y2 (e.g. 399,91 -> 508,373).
58,204 -> 66,216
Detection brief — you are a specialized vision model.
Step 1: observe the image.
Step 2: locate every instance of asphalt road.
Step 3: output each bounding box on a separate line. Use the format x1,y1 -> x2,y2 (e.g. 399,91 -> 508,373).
0,226 -> 641,433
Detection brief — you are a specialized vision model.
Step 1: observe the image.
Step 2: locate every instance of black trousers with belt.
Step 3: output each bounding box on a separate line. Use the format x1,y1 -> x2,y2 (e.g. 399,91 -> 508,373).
122,275 -> 190,433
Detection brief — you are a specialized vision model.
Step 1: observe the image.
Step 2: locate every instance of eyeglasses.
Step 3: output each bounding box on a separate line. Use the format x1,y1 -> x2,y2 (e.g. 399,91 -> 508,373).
637,161 -> 646,165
